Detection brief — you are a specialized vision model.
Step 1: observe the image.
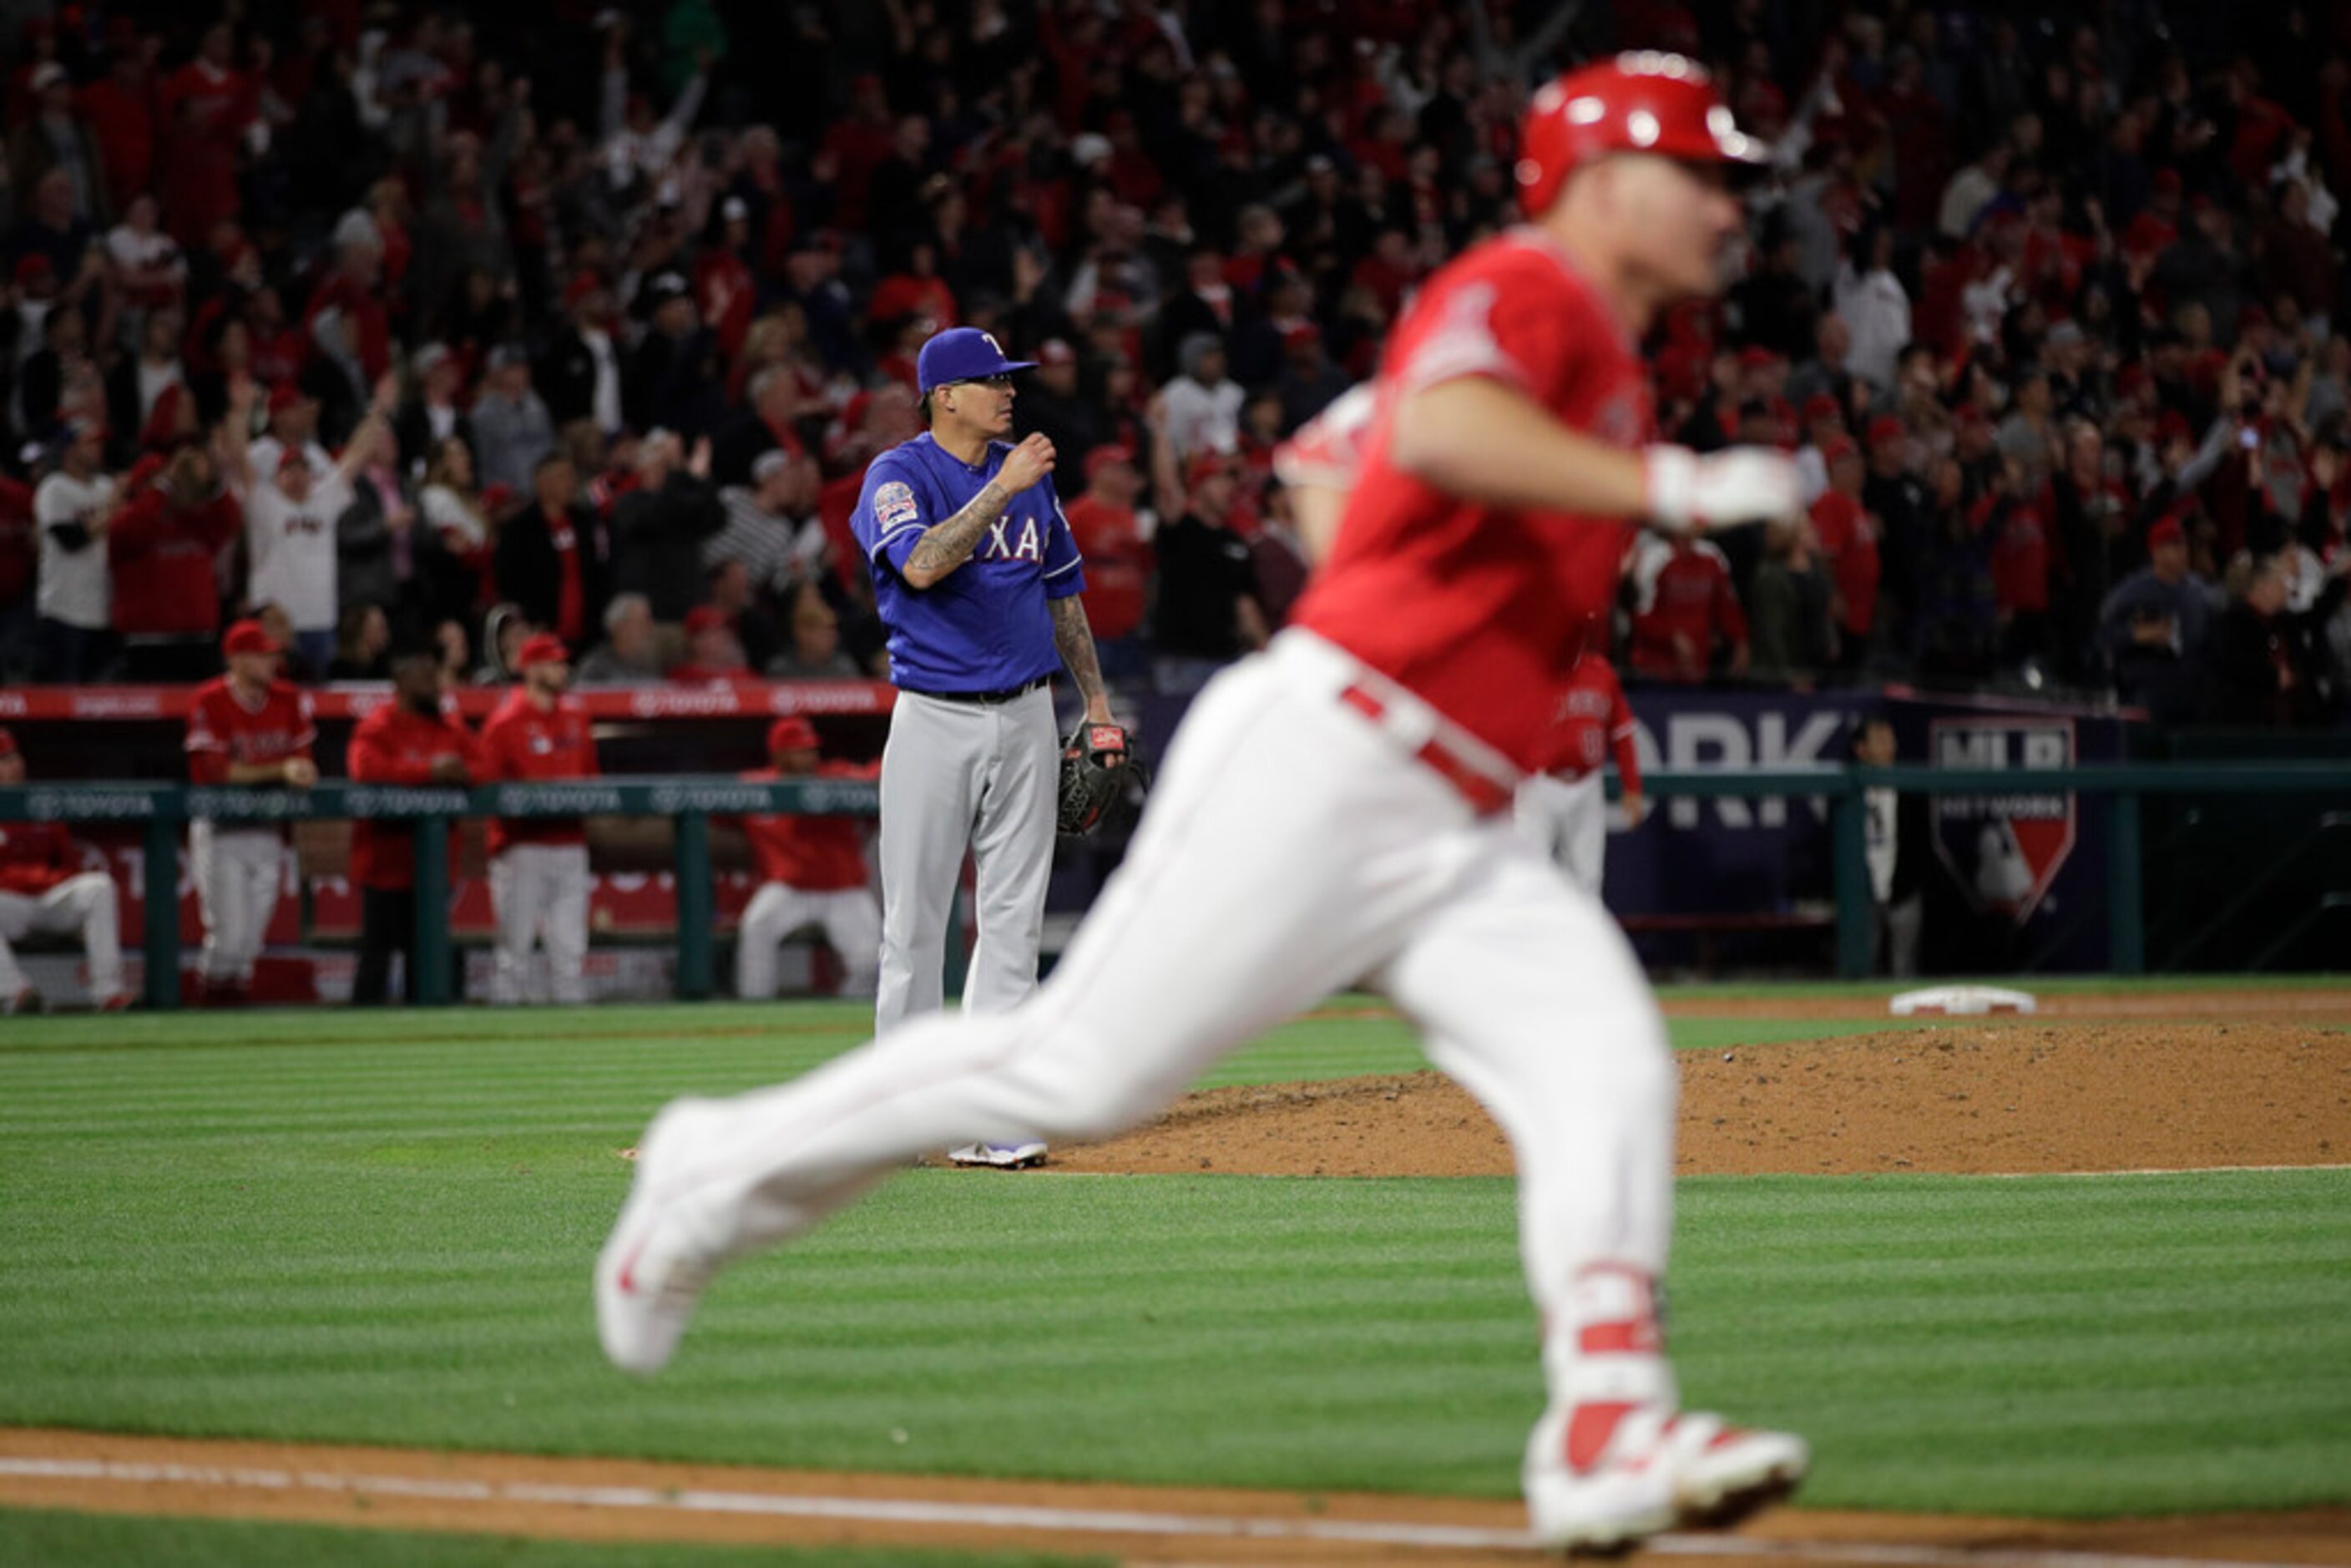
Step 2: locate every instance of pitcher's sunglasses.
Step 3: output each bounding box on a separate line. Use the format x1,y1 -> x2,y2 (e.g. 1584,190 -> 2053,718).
950,374 -> 1017,391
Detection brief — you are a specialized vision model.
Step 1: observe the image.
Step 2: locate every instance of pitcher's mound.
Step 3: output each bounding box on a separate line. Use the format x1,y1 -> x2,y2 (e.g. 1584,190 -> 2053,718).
1053,1024 -> 2351,1178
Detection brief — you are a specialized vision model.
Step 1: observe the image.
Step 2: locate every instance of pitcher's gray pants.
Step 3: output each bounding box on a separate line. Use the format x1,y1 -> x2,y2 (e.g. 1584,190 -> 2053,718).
874,685 -> 1058,1031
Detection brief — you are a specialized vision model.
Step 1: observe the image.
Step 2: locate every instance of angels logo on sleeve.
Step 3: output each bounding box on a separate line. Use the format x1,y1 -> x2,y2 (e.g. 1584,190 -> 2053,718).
1398,281 -> 1539,396
874,482 -> 921,532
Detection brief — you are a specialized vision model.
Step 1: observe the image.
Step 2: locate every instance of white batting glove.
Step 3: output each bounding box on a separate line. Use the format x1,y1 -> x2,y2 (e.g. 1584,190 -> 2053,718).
1641,445 -> 1801,533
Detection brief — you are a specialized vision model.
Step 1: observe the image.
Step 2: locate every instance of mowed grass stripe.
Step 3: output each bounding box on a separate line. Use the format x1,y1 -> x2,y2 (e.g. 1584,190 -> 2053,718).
0,1012 -> 1918,1134
5,1102 -> 2348,1518
0,1508 -> 1099,1568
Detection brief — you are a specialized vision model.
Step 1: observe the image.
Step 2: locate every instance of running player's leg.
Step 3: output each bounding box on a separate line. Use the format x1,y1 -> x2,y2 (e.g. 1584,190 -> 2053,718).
820,888 -> 882,998
546,845 -> 591,1004
962,686 -> 1056,1014
874,695 -> 980,1030
601,653 -> 1476,1368
1382,835 -> 1794,1542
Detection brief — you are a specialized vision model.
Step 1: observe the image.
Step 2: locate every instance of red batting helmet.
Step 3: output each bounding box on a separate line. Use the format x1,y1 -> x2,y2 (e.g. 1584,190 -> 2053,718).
1515,53 -> 1767,219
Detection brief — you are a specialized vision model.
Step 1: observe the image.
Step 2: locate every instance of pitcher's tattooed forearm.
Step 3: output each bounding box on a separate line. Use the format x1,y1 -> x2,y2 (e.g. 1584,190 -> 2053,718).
1051,594 -> 1108,706
905,479 -> 1014,584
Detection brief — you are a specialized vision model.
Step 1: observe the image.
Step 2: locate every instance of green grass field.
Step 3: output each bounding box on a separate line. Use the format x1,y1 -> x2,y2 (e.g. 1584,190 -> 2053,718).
3,991 -> 2349,1565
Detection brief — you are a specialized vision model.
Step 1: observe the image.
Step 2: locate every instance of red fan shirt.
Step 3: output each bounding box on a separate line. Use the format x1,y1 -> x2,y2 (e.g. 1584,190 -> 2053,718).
1809,489 -> 1882,637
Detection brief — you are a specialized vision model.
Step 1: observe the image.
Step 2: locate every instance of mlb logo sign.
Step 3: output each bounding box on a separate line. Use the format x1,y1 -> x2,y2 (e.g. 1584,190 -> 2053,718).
1928,717 -> 2076,923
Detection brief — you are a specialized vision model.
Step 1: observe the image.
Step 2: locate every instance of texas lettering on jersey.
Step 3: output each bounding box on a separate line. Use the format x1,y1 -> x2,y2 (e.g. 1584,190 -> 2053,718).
978,512 -> 1045,563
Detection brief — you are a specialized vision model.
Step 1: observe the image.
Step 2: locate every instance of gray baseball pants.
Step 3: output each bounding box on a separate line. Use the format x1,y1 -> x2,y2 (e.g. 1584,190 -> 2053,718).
874,685 -> 1057,1031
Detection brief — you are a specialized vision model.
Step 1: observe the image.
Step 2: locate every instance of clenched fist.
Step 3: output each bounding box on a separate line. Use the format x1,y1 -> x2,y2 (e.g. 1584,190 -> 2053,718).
998,433 -> 1057,493
1641,445 -> 1802,534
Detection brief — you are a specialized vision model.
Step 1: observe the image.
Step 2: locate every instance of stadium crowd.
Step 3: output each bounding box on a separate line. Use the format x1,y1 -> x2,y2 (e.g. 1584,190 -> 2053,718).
0,1 -> 2345,729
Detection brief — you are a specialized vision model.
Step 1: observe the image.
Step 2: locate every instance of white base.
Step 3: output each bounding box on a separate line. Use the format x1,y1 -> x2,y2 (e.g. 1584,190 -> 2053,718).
1889,984 -> 2037,1016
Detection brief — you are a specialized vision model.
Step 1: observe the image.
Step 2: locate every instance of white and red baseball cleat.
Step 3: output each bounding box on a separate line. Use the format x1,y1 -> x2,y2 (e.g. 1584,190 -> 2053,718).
1524,1401 -> 1808,1552
595,1097 -> 729,1375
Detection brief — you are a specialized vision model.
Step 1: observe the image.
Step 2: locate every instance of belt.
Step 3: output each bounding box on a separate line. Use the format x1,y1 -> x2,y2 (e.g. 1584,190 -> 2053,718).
1337,681 -> 1515,816
906,675 -> 1051,706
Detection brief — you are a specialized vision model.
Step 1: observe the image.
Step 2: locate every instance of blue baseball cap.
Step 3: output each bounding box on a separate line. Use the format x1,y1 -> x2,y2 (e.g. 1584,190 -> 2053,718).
917,327 -> 1038,392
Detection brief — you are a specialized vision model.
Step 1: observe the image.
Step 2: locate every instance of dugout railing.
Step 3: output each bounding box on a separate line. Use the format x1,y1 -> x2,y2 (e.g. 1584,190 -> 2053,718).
3,761 -> 2347,1007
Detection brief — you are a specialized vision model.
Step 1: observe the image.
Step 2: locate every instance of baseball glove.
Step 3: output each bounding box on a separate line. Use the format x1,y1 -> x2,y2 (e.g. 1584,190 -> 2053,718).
1058,721 -> 1139,836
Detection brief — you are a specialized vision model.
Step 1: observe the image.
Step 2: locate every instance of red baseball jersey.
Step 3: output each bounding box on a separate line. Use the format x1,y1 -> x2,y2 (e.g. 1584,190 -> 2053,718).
1288,229 -> 1648,774
1808,489 -> 1881,636
733,764 -> 875,893
1064,495 -> 1150,642
1629,540 -> 1747,678
1539,655 -> 1642,787
0,820 -> 81,896
345,702 -> 479,889
185,677 -> 316,785
478,689 -> 599,856
1273,384 -> 1376,493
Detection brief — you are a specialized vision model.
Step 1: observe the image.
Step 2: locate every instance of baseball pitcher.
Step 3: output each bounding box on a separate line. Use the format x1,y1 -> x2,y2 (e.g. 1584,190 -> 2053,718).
850,326 -> 1122,1167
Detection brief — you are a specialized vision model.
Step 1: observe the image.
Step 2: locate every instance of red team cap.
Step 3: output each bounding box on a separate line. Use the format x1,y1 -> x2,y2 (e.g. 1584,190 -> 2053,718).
516,633 -> 570,669
767,716 -> 819,753
1185,450 -> 1235,488
0,726 -> 17,757
684,605 -> 730,637
221,618 -> 279,656
1802,392 -> 1841,423
267,382 -> 311,416
1866,414 -> 1907,448
1085,445 -> 1137,480
1819,436 -> 1861,468
1515,53 -> 1766,219
2147,515 -> 2187,551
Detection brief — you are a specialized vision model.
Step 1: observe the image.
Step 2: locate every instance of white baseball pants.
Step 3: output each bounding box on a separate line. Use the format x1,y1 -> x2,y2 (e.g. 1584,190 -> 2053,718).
190,822 -> 284,985
736,883 -> 883,999
629,630 -> 1674,1423
490,844 -> 592,1004
0,873 -> 125,1002
1514,771 -> 1610,898
873,685 -> 1057,1030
